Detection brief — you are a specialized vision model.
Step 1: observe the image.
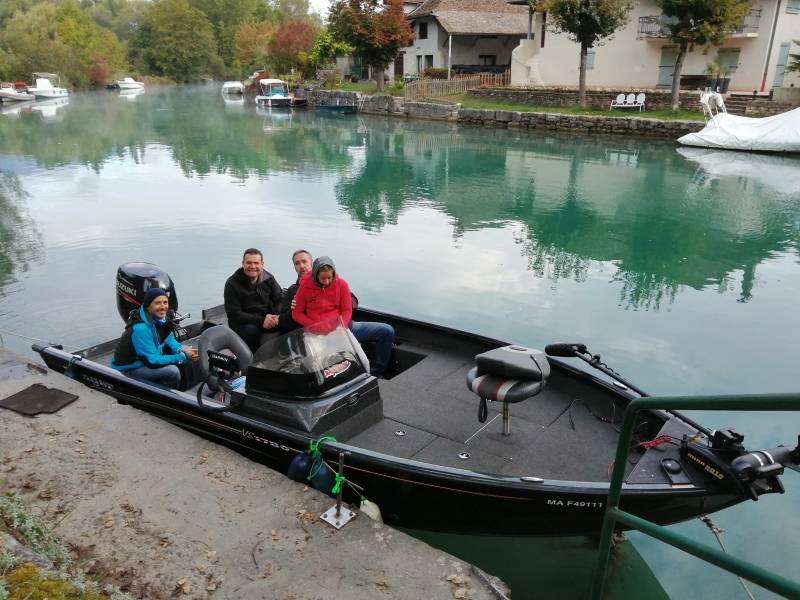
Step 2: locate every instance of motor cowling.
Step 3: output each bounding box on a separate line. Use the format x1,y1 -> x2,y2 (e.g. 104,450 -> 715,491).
116,262 -> 178,322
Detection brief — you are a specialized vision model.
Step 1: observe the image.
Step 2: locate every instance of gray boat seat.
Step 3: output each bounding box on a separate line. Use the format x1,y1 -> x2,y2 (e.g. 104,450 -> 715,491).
466,345 -> 550,435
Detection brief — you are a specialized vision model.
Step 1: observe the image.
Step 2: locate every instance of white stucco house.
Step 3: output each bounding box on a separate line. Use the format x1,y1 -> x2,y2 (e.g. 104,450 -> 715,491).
510,0 -> 800,93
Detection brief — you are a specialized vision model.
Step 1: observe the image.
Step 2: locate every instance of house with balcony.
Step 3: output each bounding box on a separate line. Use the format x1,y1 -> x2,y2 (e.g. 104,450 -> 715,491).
506,0 -> 800,93
401,0 -> 529,76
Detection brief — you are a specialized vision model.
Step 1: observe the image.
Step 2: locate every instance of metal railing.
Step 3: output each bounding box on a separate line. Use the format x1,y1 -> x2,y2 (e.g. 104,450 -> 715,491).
591,393 -> 800,600
404,71 -> 510,100
637,10 -> 760,38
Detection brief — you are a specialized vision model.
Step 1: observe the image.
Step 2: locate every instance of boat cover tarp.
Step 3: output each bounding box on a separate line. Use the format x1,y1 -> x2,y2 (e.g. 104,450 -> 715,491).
677,107 -> 800,153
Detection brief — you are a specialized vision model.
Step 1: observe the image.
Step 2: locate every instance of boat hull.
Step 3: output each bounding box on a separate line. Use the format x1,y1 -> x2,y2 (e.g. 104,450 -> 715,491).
34,339 -> 748,537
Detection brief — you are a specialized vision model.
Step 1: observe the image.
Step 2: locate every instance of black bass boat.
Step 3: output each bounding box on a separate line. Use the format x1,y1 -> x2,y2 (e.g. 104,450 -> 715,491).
33,263 -> 799,536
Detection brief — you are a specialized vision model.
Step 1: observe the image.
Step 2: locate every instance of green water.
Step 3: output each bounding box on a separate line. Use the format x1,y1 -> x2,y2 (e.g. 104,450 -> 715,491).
1,85 -> 799,599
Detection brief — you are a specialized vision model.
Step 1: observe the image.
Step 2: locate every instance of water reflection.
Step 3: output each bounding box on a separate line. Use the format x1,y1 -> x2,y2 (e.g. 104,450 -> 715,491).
0,87 -> 798,314
0,173 -> 42,295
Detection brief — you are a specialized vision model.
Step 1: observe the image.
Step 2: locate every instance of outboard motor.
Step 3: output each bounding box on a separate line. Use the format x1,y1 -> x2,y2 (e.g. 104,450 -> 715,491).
116,262 -> 178,322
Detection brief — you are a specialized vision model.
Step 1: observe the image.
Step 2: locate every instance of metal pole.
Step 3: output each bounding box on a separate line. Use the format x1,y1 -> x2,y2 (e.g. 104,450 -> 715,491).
448,35 -> 452,80
528,5 -> 533,40
335,452 -> 345,517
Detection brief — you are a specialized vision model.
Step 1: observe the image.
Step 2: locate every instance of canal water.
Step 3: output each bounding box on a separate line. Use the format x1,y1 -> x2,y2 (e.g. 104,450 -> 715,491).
1,85 -> 798,598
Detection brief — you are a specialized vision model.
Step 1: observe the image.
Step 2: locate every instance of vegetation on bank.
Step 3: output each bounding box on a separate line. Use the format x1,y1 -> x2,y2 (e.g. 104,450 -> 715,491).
0,494 -> 134,600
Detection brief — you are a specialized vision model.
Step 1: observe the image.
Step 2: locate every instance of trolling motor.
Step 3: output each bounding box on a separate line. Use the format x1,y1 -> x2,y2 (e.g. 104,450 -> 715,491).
681,433 -> 800,500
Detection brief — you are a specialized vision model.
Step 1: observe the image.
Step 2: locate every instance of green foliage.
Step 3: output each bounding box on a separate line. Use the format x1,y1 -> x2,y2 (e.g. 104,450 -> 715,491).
0,495 -> 68,566
140,0 -> 217,82
423,67 -> 449,79
657,0 -> 750,108
0,0 -> 127,86
542,0 -> 633,106
310,30 -> 351,69
787,40 -> 800,73
328,0 -> 413,91
189,0 -> 259,64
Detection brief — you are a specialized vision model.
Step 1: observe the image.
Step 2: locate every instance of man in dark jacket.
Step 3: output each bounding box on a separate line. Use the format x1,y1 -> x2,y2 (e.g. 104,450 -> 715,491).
224,248 -> 284,351
278,248 -> 312,332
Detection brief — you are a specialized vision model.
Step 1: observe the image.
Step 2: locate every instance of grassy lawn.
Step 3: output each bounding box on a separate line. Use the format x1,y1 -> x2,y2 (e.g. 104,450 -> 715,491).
327,81 -> 404,95
433,93 -> 706,121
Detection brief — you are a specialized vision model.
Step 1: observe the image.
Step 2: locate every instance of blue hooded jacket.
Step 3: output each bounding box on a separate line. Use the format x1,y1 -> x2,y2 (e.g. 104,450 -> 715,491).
111,305 -> 186,371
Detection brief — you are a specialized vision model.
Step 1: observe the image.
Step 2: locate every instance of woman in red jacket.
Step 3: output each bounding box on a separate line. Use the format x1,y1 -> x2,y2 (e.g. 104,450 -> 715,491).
292,256 -> 394,376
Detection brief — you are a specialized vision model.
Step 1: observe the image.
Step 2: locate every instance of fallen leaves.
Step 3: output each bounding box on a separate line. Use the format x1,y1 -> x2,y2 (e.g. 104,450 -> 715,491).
173,578 -> 192,596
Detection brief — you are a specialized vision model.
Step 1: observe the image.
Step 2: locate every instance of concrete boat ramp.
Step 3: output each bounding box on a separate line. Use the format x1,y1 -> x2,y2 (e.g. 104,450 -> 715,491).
0,348 -> 507,600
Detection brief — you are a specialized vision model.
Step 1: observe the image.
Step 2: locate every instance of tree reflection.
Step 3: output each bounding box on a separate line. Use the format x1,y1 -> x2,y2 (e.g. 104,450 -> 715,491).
0,173 -> 41,295
332,120 -> 800,309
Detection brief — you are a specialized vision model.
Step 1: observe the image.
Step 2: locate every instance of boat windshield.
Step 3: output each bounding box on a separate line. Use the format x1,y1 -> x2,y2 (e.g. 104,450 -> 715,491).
247,318 -> 367,397
263,83 -> 288,96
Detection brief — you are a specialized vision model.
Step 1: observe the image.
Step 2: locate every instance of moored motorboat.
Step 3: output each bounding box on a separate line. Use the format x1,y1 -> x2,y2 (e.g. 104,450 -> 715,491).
221,81 -> 245,96
116,76 -> 145,90
255,78 -> 292,108
0,82 -> 34,103
32,263 -> 800,537
27,73 -> 68,100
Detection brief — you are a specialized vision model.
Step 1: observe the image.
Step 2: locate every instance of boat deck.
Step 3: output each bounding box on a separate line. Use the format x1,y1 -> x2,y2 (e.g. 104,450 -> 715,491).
350,337 -> 626,482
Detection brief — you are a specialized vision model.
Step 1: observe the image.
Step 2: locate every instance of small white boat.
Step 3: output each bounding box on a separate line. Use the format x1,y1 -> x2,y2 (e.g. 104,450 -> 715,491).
27,73 -> 68,100
116,77 -> 145,90
255,78 -> 291,108
677,92 -> 800,153
221,81 -> 245,96
0,83 -> 34,103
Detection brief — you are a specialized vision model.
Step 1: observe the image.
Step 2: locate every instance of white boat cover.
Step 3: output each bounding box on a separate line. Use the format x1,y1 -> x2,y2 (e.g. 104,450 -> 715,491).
677,107 -> 800,153
676,146 -> 800,196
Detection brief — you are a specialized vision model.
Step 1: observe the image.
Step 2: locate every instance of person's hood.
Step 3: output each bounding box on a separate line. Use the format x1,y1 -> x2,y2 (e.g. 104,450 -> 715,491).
311,256 -> 336,286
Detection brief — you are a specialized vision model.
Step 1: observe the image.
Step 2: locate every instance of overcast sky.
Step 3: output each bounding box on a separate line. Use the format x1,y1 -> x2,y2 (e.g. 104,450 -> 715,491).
310,0 -> 330,18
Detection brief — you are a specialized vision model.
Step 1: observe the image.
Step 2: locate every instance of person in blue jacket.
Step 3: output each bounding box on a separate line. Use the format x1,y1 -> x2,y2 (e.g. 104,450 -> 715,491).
112,288 -> 198,388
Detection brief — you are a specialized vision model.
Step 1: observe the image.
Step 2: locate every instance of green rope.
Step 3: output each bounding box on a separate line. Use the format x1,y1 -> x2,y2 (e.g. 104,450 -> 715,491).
308,435 -> 337,458
331,473 -> 346,495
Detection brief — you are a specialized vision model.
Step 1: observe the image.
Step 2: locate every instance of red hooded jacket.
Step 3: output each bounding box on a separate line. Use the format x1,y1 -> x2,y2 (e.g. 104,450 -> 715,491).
292,257 -> 352,328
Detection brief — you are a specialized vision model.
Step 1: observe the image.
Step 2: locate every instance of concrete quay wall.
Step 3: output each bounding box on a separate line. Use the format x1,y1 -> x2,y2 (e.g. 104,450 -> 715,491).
311,90 -> 703,138
0,348 -> 506,600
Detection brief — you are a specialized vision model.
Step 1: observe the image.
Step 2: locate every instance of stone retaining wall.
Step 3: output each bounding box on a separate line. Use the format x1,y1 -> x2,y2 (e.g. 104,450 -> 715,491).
468,88 -> 699,111
312,89 -> 704,138
457,108 -> 703,137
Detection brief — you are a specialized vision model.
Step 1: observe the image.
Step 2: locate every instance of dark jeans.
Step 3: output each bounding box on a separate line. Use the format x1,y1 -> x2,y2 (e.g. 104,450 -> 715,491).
351,321 -> 395,377
125,364 -> 181,389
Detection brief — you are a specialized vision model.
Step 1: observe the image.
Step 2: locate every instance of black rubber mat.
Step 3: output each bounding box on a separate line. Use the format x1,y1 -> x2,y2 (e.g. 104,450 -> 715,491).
0,383 -> 78,416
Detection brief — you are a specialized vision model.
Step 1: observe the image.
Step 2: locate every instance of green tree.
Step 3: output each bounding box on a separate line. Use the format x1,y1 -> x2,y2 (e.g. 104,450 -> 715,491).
310,30 -> 351,70
658,0 -> 751,109
542,0 -> 633,107
0,1 -> 126,87
787,40 -> 800,73
0,0 -> 42,30
189,0 -> 259,66
328,0 -> 413,92
141,0 -> 217,82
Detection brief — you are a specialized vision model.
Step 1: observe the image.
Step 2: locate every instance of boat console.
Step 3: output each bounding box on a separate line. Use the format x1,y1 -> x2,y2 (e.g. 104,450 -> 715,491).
223,321 -> 383,438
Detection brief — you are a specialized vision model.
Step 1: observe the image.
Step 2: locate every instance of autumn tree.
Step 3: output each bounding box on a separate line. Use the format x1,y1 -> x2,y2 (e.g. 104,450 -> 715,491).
267,20 -> 318,75
658,0 -> 751,109
189,0 -> 259,65
328,0 -> 414,92
542,0 -> 633,107
234,21 -> 276,73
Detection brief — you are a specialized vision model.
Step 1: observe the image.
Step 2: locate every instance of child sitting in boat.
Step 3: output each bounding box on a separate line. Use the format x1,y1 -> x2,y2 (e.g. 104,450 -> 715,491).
292,256 -> 394,377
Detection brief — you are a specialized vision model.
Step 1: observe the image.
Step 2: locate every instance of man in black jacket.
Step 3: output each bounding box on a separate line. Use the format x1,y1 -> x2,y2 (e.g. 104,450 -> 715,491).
278,248 -> 313,332
224,248 -> 284,351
